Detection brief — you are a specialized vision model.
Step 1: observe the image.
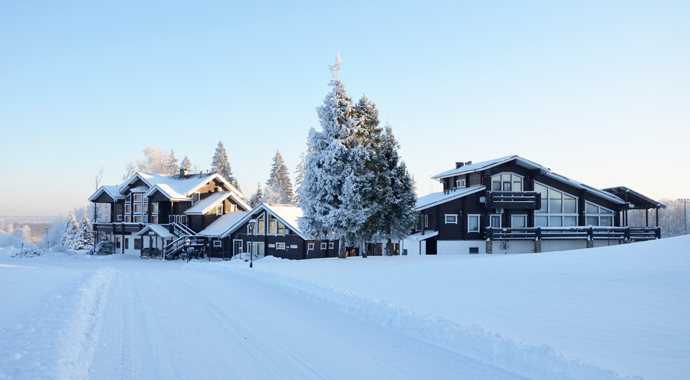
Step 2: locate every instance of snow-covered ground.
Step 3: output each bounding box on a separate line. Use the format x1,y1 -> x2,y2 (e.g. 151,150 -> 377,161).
1,236 -> 688,380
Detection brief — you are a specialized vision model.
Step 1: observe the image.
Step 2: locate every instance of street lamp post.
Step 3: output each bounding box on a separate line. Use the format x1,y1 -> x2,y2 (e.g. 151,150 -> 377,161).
249,220 -> 256,268
679,199 -> 689,235
185,238 -> 191,262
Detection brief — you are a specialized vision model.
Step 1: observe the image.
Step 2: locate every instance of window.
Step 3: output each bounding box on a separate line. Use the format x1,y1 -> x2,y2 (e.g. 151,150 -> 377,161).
455,179 -> 466,189
125,204 -> 131,214
257,215 -> 265,234
276,243 -> 286,250
125,215 -> 131,223
134,204 -> 142,213
116,237 -> 121,248
533,181 -> 579,227
216,204 -> 223,216
134,216 -> 142,223
125,238 -> 129,250
328,242 -> 334,249
213,240 -> 222,248
424,215 -> 429,228
229,204 -> 237,212
151,216 -> 158,224
277,222 -> 285,234
308,243 -> 314,250
134,194 -> 142,202
511,215 -> 527,228
134,238 -> 142,250
192,193 -> 200,204
269,216 -> 276,234
144,203 -> 148,213
152,203 -> 159,213
445,215 -> 457,224
320,243 -> 327,250
490,215 -> 501,228
117,214 -> 123,221
491,173 -> 523,192
585,202 -> 615,227
468,215 -> 480,233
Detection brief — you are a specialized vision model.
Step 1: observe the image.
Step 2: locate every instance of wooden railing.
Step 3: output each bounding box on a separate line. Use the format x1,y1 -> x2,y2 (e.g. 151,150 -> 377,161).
485,226 -> 660,242
485,191 -> 541,210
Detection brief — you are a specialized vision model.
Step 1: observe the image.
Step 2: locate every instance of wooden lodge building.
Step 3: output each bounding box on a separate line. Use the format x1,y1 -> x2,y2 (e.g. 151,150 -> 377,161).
88,169 -> 251,256
403,155 -> 665,255
198,203 -> 340,260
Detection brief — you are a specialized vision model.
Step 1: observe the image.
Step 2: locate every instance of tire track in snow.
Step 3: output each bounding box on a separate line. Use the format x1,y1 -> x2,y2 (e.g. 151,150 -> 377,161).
55,267 -> 115,380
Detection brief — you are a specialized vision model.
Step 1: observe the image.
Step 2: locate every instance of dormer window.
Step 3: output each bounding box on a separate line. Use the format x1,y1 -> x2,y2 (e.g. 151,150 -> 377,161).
192,193 -> 200,204
216,204 -> 223,216
455,179 -> 466,189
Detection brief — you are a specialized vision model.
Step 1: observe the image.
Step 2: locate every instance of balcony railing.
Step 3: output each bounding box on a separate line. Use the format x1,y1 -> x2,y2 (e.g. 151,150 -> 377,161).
485,226 -> 660,242
485,191 -> 541,210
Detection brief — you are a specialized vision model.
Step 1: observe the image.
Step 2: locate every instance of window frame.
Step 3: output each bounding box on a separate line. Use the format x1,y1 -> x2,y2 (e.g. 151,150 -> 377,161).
320,243 -> 327,250
213,240 -> 222,248
424,214 -> 429,228
467,214 -> 480,233
455,179 -> 466,189
276,242 -> 286,250
134,194 -> 143,202
308,243 -> 314,250
511,214 -> 527,228
216,204 -> 223,216
491,172 -> 524,192
584,201 -> 615,227
444,214 -> 458,224
328,242 -> 334,249
490,214 -> 502,228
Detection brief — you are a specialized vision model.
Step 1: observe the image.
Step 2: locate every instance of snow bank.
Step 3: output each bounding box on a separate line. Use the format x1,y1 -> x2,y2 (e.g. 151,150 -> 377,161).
187,260 -> 634,380
0,230 -> 35,250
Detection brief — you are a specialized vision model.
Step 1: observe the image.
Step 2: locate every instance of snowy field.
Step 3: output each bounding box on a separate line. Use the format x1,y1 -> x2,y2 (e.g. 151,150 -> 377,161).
1,236 -> 688,380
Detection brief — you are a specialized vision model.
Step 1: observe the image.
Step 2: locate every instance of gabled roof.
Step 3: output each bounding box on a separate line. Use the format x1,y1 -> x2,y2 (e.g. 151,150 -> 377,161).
184,192 -> 232,215
135,224 -> 175,239
415,186 -> 486,211
198,212 -> 249,237
88,185 -> 125,202
431,155 -> 626,206
219,203 -> 306,240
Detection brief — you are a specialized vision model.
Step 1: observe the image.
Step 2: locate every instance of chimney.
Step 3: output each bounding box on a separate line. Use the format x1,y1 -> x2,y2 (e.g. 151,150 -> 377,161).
465,161 -> 472,166
179,168 -> 188,178
455,162 -> 464,169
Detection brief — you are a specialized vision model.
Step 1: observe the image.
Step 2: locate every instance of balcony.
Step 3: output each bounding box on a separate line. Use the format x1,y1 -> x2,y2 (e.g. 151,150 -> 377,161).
484,191 -> 541,210
485,226 -> 661,242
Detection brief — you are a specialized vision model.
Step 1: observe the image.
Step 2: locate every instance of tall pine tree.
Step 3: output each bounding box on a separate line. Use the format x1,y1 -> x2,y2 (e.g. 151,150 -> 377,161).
298,55 -> 370,258
249,182 -> 263,208
293,151 -> 307,204
211,140 -> 241,191
78,208 -> 94,250
266,150 -> 293,204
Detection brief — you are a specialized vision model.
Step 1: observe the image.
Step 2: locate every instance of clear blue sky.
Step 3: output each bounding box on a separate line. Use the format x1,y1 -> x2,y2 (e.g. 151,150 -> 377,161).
1,1 -> 688,216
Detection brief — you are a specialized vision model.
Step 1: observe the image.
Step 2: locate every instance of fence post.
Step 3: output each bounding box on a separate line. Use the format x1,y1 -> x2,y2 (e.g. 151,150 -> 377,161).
534,227 -> 542,253
486,227 -> 493,254
624,227 -> 631,244
586,227 -> 594,249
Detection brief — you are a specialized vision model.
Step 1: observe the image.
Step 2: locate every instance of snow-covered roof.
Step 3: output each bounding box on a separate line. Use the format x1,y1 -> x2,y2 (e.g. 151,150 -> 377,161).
184,192 -> 231,215
197,212 -> 249,237
405,230 -> 439,241
432,155 -> 529,179
135,224 -> 175,239
431,155 -> 626,206
415,186 -> 486,211
219,203 -> 306,240
88,185 -> 125,202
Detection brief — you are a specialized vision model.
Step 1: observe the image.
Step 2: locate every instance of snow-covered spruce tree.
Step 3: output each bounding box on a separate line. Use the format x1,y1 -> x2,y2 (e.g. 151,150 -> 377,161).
180,155 -> 192,171
211,140 -> 241,191
78,208 -> 94,250
61,209 -> 80,250
266,150 -> 293,204
167,149 -> 179,174
249,182 -> 263,208
352,94 -> 386,257
293,151 -> 307,204
262,183 -> 288,204
298,55 -> 371,259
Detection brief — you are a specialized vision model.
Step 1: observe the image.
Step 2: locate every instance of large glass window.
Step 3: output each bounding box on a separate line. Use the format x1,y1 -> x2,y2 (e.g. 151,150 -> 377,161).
134,194 -> 142,202
533,182 -> 578,227
491,173 -> 523,192
585,202 -> 615,227
257,215 -> 265,234
269,216 -> 276,234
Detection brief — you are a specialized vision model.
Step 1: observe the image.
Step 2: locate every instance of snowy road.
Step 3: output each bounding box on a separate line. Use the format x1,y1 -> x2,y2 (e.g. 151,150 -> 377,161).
5,258 -> 527,380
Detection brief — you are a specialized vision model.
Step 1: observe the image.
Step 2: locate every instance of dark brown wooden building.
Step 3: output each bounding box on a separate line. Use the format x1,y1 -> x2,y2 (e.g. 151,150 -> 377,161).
404,155 -> 665,255
197,203 -> 340,260
88,170 -> 251,256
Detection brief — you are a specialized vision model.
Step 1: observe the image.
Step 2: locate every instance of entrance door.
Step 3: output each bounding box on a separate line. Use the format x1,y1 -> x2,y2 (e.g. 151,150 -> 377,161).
511,215 -> 527,228
233,240 -> 243,257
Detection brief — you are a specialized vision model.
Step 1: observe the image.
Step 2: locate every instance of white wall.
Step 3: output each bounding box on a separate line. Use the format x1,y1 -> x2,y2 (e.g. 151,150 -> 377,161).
437,240 -> 485,255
